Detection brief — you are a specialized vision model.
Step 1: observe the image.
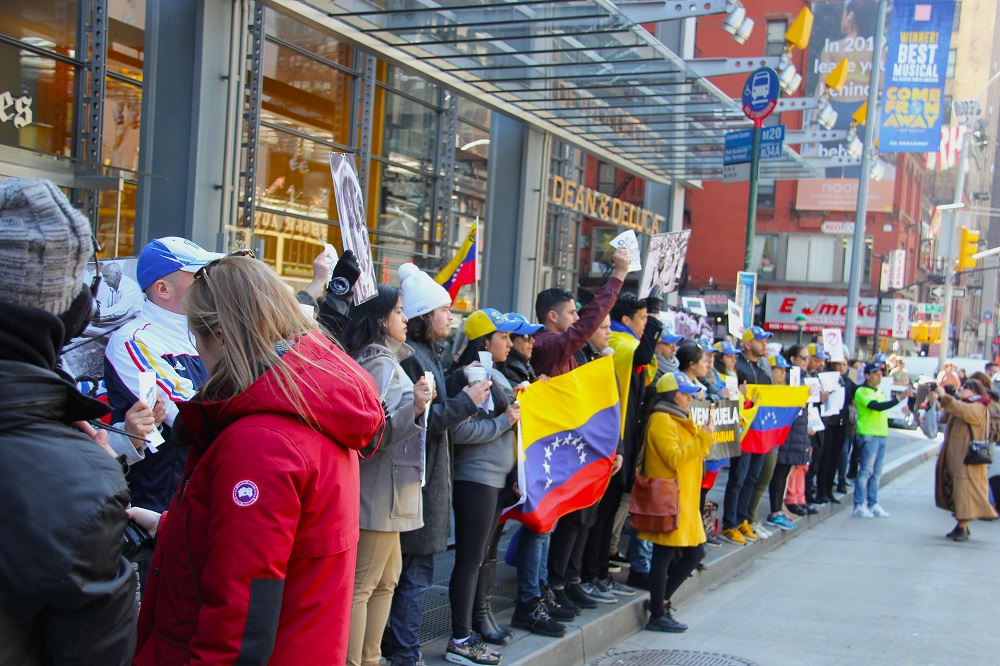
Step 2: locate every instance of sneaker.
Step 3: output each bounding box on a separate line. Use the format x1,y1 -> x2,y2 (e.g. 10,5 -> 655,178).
579,581 -> 618,604
719,527 -> 747,545
609,551 -> 630,566
645,614 -> 687,633
704,532 -> 723,549
597,576 -> 637,596
607,562 -> 622,573
750,521 -> 771,539
564,582 -> 599,609
836,482 -> 848,494
389,657 -> 425,666
738,520 -> 759,541
550,587 -> 582,616
766,514 -> 797,531
786,504 -> 808,516
541,587 -> 577,620
445,633 -> 501,666
510,600 -> 566,638
869,503 -> 890,518
853,505 -> 874,518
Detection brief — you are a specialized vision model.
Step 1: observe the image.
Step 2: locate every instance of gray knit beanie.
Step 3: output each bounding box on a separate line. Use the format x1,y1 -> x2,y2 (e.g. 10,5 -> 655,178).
0,178 -> 93,315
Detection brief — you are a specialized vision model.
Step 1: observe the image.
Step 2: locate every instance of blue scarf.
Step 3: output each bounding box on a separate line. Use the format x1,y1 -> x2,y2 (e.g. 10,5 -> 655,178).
610,320 -> 638,340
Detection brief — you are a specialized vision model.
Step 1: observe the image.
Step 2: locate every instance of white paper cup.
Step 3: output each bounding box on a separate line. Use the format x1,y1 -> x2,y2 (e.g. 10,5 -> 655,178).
466,366 -> 487,384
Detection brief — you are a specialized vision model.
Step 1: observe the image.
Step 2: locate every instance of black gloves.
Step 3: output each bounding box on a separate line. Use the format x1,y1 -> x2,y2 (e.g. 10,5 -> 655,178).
328,249 -> 361,297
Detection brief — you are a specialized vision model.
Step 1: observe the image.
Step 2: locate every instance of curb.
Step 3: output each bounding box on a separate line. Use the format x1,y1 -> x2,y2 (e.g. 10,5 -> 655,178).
419,438 -> 940,666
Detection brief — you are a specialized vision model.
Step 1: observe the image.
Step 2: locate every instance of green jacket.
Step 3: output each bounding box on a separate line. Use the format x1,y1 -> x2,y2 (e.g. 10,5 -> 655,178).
854,385 -> 895,437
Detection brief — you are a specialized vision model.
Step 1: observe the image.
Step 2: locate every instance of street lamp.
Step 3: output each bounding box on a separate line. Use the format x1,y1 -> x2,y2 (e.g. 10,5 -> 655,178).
795,314 -> 808,344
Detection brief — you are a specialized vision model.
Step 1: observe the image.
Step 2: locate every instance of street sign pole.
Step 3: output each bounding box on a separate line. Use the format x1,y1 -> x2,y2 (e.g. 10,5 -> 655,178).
843,0 -> 888,355
744,121 -> 762,271
740,67 -> 779,272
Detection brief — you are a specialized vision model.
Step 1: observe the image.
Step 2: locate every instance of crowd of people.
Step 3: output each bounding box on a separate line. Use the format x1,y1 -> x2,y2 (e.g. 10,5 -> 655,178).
2,176 -> 999,666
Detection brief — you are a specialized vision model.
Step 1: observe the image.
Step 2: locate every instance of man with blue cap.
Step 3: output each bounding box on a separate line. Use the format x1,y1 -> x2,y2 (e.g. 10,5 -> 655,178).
655,330 -> 684,375
104,237 -> 223,527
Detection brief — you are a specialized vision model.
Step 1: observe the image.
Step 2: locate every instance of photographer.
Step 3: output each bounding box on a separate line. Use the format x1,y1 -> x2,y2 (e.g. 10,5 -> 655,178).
0,179 -> 136,664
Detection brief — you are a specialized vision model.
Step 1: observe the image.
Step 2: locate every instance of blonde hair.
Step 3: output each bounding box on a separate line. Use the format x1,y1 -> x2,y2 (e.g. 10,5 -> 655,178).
184,256 -> 331,419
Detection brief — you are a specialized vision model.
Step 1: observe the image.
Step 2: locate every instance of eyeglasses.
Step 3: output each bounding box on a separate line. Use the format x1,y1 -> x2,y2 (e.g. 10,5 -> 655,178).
797,355 -> 810,361
193,249 -> 256,281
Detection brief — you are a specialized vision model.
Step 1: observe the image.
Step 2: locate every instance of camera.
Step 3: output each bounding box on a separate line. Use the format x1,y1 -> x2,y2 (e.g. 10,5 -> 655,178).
123,519 -> 155,563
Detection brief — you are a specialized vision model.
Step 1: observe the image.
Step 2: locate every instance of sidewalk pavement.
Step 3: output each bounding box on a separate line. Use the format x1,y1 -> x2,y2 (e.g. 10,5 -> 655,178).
415,428 -> 942,666
607,431 -> 1000,666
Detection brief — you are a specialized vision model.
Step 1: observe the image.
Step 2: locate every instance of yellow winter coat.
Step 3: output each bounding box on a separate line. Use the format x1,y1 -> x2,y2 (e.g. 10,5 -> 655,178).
636,406 -> 713,547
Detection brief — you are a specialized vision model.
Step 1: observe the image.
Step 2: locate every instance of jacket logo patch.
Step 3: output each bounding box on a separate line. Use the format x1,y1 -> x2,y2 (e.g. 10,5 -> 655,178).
232,480 -> 259,507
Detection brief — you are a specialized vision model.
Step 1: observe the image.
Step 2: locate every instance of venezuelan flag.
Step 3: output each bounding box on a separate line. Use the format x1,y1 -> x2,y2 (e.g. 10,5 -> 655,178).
740,385 -> 810,454
435,221 -> 477,302
503,355 -> 621,533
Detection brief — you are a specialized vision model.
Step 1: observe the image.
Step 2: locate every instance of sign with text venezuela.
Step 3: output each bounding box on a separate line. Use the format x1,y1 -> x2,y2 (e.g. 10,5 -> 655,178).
881,0 -> 956,152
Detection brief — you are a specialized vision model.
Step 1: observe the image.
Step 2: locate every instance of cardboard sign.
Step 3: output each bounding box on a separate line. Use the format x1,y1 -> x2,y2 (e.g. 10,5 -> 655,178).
681,296 -> 707,316
727,300 -> 744,339
690,398 -> 742,460
822,328 -> 845,362
609,230 -> 642,272
329,152 -> 377,305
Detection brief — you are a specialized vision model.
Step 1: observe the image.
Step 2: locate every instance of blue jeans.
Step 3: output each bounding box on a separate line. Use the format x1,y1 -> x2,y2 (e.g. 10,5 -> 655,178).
722,453 -> 765,530
854,435 -> 887,508
384,553 -> 435,665
628,526 -> 652,574
516,526 -> 550,603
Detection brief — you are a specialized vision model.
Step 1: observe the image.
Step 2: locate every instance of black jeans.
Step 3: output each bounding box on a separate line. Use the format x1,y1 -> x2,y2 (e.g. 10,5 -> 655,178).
548,503 -> 599,588
805,431 -> 824,497
450,481 -> 503,638
648,544 -> 705,617
769,462 -> 793,514
581,478 -> 625,583
818,423 -> 847,497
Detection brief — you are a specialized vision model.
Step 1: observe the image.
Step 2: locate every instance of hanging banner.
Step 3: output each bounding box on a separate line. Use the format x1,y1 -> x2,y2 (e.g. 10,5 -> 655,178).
881,0 -> 956,152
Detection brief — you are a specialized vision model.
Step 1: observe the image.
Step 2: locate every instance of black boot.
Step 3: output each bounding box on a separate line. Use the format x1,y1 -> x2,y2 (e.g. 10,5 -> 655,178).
472,558 -> 514,645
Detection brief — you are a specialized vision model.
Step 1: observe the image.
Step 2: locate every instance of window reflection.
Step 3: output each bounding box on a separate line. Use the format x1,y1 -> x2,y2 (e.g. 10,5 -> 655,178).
0,42 -> 74,156
102,78 -> 141,171
108,0 -> 145,79
0,1 -> 77,55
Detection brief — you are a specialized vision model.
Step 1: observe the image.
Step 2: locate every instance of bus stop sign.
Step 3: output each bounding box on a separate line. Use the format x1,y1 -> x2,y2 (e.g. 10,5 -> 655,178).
742,67 -> 779,122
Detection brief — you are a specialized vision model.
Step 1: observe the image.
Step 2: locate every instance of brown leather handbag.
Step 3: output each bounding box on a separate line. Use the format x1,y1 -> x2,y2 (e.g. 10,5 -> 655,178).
629,442 -> 680,534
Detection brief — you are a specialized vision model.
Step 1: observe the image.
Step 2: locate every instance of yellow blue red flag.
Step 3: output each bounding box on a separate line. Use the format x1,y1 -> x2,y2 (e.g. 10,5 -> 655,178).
435,221 -> 477,302
740,385 -> 810,454
502,355 -> 621,533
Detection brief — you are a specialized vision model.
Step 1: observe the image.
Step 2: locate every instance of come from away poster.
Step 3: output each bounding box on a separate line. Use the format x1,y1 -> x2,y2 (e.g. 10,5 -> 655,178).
880,0 -> 956,152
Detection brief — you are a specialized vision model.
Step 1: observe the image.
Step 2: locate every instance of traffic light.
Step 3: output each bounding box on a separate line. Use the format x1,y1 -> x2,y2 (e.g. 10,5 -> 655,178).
929,321 -> 943,344
910,322 -> 929,343
958,226 -> 980,270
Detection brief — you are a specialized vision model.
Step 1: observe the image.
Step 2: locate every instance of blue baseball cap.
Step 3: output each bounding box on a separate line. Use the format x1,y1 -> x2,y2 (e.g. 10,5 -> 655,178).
808,343 -> 830,360
506,312 -> 545,336
656,371 -> 702,395
741,325 -> 773,341
713,341 -> 739,355
659,331 -> 684,345
464,308 -> 522,338
696,339 -> 716,354
769,354 -> 792,369
137,237 -> 223,291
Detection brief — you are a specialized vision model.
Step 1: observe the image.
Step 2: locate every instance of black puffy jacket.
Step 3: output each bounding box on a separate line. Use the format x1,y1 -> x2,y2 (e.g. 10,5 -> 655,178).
777,409 -> 811,466
0,307 -> 136,665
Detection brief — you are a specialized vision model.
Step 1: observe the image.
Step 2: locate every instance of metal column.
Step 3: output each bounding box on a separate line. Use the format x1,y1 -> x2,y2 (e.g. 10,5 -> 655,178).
236,2 -> 265,250
74,0 -> 108,226
433,91 -> 459,261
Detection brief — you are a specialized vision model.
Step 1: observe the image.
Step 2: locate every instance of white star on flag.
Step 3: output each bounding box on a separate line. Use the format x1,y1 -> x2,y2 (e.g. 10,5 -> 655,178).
579,451 -> 587,464
543,461 -> 551,474
544,446 -> 552,460
545,478 -> 553,489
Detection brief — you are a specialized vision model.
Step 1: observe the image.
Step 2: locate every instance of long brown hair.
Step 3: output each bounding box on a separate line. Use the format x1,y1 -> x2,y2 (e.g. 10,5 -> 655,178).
184,256 -> 339,419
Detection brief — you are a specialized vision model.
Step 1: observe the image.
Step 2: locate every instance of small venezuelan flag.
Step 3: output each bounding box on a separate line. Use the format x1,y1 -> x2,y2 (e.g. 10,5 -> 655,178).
740,385 -> 811,454
435,221 -> 477,302
503,355 -> 621,533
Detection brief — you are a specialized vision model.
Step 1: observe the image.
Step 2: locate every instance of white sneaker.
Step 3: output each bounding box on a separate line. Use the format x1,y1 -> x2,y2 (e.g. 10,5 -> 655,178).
751,521 -> 771,539
853,505 -> 874,518
869,503 -> 890,518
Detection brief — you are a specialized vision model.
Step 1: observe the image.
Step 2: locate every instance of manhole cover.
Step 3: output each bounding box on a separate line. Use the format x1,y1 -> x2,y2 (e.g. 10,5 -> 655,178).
594,650 -> 759,666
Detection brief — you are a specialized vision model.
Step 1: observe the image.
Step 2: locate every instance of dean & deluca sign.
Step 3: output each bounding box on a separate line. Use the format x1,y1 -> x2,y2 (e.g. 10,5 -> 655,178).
549,175 -> 665,234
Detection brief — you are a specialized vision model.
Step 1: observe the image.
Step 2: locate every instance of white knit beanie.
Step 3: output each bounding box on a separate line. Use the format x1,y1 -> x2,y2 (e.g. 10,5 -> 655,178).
399,262 -> 451,319
0,178 -> 93,315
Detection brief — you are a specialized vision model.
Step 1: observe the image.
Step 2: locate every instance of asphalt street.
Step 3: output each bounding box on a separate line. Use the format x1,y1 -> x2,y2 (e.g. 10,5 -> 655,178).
606,454 -> 1000,666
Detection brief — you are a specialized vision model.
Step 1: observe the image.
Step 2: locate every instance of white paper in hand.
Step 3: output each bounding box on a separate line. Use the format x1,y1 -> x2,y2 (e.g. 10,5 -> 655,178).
476,352 -> 495,411
608,230 -> 642,272
137,371 -> 165,452
421,371 -> 433,487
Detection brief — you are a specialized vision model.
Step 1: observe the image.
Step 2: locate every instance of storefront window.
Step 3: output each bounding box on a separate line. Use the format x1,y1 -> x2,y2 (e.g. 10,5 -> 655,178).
108,0 -> 145,79
0,42 -> 75,157
370,159 -> 435,284
753,234 -> 777,276
0,2 -> 78,56
544,140 -> 584,290
96,182 -> 136,257
380,89 -> 439,174
102,77 -> 141,171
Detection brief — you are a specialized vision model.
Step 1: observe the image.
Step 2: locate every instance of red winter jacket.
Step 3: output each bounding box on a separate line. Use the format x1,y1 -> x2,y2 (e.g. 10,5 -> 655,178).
133,332 -> 384,665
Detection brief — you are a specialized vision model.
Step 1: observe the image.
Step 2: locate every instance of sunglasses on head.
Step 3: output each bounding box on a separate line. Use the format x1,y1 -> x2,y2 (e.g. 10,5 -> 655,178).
193,249 -> 256,281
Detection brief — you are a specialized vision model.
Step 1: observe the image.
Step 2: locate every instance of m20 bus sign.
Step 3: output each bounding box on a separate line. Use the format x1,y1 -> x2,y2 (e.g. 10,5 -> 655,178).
742,68 -> 779,122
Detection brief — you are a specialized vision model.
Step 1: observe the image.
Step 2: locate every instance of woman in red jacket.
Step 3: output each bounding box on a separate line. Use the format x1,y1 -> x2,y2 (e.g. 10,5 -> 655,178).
128,254 -> 385,665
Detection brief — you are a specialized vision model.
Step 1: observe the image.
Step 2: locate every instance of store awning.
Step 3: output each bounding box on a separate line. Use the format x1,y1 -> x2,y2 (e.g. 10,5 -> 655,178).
264,0 -> 817,185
